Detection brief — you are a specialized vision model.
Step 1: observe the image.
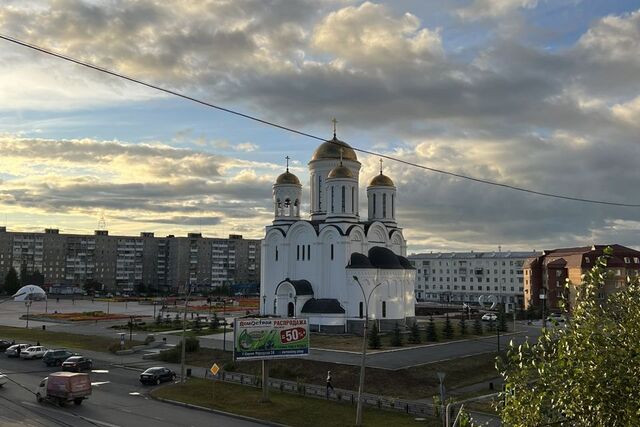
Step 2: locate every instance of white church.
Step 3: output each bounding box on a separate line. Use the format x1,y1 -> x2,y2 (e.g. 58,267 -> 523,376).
260,128 -> 416,334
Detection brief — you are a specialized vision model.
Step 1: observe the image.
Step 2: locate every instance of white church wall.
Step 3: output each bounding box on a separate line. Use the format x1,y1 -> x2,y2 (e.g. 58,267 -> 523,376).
285,222 -> 318,284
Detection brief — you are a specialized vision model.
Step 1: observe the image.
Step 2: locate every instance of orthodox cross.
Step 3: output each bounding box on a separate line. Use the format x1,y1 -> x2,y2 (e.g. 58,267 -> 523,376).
379,158 -> 383,174
285,155 -> 290,171
332,118 -> 338,138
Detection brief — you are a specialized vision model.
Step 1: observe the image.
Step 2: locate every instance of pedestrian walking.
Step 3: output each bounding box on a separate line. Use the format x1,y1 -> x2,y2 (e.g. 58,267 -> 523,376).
326,370 -> 334,398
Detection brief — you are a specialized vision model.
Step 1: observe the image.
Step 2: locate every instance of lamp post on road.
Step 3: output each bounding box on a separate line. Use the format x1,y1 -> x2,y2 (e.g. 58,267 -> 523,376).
25,300 -> 32,328
180,282 -> 194,383
352,276 -> 386,427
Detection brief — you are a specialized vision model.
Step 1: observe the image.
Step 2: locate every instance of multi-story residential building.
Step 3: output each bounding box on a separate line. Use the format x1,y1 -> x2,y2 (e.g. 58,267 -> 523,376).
409,250 -> 540,312
524,244 -> 640,313
0,227 -> 261,293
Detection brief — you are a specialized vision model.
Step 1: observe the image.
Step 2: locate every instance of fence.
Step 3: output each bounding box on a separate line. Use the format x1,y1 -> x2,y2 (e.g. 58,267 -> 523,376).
213,370 -> 437,417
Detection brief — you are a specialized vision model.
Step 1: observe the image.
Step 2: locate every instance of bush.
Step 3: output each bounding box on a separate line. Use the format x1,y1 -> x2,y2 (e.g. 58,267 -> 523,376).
473,318 -> 483,335
158,347 -> 180,363
408,322 -> 421,344
108,342 -> 122,353
223,361 -> 238,371
459,316 -> 467,336
426,317 -> 439,342
443,314 -> 454,339
144,334 -> 155,345
390,322 -> 403,347
368,322 -> 381,349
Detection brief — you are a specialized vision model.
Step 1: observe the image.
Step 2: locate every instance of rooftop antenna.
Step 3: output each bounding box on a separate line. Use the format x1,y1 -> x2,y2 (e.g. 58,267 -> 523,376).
98,212 -> 107,230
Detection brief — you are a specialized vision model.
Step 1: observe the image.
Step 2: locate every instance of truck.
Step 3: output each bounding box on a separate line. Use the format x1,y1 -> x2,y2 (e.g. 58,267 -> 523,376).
36,372 -> 91,406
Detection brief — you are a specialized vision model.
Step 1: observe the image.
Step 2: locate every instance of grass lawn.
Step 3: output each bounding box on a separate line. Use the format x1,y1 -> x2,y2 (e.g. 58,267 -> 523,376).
169,347 -> 501,400
311,319 -> 503,352
152,378 -> 438,427
0,325 -> 142,352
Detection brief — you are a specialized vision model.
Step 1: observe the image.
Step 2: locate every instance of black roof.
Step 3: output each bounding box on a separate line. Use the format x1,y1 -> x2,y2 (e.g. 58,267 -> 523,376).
346,252 -> 374,269
346,247 -> 413,270
301,298 -> 345,314
276,279 -> 314,296
398,256 -> 415,270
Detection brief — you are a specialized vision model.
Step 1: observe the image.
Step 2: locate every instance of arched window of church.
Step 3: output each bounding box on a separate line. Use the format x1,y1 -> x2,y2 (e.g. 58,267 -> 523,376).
318,176 -> 323,211
302,245 -> 305,260
351,187 -> 354,213
331,244 -> 334,260
331,186 -> 335,213
276,199 -> 282,216
382,301 -> 387,318
359,302 -> 363,319
275,246 -> 278,261
284,198 -> 291,216
373,194 -> 376,216
297,245 -> 300,261
392,194 -> 395,218
341,186 -> 346,213
383,194 -> 387,217
307,245 -> 311,260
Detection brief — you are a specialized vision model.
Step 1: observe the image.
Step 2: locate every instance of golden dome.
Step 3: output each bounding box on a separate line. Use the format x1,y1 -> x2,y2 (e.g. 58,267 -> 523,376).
311,137 -> 358,162
328,164 -> 354,179
275,170 -> 301,185
369,173 -> 395,187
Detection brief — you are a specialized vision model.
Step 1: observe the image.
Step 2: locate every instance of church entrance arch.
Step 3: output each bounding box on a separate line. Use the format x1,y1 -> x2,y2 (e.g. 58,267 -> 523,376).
287,302 -> 294,318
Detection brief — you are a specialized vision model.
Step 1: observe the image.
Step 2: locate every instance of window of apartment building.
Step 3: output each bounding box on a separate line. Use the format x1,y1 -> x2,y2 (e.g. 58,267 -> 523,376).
446,269 -> 450,274
453,277 -> 457,282
494,269 -> 498,274
446,277 -> 450,282
461,277 -> 466,282
510,269 -> 514,274
511,287 -> 514,291
494,278 -> 498,283
494,286 -> 498,291
425,285 -> 429,289
446,285 -> 450,290
470,277 -> 474,282
461,286 -> 466,290
510,278 -> 514,283
502,286 -> 506,291
624,257 -> 630,263
454,285 -> 458,290
439,285 -> 443,289
486,278 -> 490,283
519,287 -> 523,292
440,277 -> 443,281
518,277 -> 523,283
634,257 -> 640,264
502,270 -> 506,274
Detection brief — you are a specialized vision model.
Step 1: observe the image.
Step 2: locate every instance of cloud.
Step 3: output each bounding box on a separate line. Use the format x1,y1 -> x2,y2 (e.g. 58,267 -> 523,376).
456,0 -> 539,21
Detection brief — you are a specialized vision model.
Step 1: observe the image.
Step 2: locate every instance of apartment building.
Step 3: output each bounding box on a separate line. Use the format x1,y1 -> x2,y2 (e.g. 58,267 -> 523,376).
409,250 -> 540,312
0,227 -> 261,293
524,244 -> 640,313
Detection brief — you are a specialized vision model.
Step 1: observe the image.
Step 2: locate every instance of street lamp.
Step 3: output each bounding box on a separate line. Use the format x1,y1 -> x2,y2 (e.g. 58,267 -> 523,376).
25,300 -> 32,328
180,282 -> 194,383
352,276 -> 386,427
262,295 -> 267,316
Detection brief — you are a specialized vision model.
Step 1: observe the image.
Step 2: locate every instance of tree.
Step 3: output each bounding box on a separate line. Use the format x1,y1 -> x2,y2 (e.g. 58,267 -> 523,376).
368,321 -> 381,349
4,267 -> 20,295
210,311 -> 220,330
408,321 -> 421,344
487,319 -> 496,332
459,316 -> 467,336
497,304 -> 508,332
443,313 -> 454,339
473,318 -> 483,335
390,322 -> 403,347
498,248 -> 640,426
426,317 -> 439,342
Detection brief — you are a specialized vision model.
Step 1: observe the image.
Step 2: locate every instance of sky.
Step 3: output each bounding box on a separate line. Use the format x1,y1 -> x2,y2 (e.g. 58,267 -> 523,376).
0,0 -> 639,254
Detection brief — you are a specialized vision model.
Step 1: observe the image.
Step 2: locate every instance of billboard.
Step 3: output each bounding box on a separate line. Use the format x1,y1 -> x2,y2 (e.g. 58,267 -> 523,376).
233,318 -> 309,361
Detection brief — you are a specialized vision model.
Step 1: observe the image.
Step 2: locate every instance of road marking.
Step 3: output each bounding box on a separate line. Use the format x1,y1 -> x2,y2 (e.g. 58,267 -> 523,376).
128,392 -> 142,396
79,416 -> 122,427
91,381 -> 111,386
92,369 -> 109,374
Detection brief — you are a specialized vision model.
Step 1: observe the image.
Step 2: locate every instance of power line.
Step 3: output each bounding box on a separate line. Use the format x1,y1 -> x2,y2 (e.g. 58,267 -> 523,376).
1,33 -> 639,208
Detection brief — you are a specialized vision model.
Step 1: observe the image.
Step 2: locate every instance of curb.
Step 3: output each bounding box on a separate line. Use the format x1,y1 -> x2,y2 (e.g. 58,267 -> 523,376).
151,394 -> 288,427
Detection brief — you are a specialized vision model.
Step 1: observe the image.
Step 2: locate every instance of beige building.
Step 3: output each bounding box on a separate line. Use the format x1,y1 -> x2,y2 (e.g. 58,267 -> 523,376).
0,227 -> 260,293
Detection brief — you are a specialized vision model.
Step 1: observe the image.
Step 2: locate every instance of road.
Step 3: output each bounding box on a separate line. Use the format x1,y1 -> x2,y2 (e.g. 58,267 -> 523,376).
0,354 -> 264,427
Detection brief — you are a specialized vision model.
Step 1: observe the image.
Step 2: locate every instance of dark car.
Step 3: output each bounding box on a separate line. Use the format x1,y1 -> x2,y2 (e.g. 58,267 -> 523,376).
61,356 -> 93,372
43,349 -> 77,367
139,367 -> 176,385
0,340 -> 12,352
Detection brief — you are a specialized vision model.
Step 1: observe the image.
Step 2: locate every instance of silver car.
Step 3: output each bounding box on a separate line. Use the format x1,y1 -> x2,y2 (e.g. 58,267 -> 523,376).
5,344 -> 31,357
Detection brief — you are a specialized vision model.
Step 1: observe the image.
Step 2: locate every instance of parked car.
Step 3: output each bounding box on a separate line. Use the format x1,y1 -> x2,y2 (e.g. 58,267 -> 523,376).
481,313 -> 497,322
0,371 -> 7,387
5,343 -> 31,357
139,367 -> 176,385
61,356 -> 93,372
36,372 -> 91,406
21,346 -> 48,360
0,340 -> 12,352
43,349 -> 77,367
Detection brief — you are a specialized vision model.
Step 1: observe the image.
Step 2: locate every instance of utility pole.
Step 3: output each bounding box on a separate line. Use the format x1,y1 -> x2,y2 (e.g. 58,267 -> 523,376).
352,276 -> 386,427
181,282 -> 193,383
